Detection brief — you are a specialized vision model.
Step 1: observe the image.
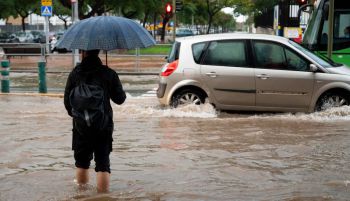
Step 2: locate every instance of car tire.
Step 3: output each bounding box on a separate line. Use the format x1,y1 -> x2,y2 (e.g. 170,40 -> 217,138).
171,88 -> 206,108
315,91 -> 350,111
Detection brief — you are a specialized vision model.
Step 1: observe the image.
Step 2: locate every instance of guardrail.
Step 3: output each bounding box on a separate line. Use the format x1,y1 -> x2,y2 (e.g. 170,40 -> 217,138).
0,43 -> 167,71
0,43 -> 165,93
0,43 -> 44,56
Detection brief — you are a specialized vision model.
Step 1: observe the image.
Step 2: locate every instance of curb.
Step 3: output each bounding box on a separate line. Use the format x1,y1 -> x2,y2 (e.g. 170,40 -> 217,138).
0,92 -> 63,98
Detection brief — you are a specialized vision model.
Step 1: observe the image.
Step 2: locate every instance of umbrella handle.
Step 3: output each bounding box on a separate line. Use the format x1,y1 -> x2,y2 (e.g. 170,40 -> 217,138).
106,51 -> 108,66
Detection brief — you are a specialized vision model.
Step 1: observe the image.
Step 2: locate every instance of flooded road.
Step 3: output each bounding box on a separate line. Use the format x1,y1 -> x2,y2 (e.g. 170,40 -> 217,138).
9,72 -> 159,96
0,93 -> 350,201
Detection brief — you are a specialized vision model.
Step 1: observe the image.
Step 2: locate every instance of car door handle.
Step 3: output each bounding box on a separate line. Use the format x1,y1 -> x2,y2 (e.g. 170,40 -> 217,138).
256,74 -> 270,80
205,72 -> 217,78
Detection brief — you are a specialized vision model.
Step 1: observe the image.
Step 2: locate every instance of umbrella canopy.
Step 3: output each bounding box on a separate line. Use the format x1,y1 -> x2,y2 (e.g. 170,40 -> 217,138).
56,16 -> 156,51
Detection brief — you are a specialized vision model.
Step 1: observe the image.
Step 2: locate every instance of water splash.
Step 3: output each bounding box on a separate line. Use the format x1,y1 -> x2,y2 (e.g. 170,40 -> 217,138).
246,106 -> 350,122
3,94 -> 350,121
115,101 -> 218,119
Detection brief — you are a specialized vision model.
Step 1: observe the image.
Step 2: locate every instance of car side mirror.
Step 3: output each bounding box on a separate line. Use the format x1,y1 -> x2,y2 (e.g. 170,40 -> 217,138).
310,64 -> 318,72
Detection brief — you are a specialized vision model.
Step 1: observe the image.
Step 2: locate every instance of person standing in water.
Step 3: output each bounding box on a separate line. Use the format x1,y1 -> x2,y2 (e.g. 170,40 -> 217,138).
64,49 -> 126,192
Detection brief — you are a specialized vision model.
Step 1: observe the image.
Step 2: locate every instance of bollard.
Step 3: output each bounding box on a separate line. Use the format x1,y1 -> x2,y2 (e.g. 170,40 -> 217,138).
1,60 -> 10,93
38,60 -> 47,93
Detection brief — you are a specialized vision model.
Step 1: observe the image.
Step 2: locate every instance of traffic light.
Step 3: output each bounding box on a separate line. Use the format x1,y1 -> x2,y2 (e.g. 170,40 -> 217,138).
165,3 -> 173,14
297,0 -> 307,5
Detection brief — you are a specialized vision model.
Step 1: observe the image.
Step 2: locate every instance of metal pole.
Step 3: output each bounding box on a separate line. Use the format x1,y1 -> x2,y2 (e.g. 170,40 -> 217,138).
327,0 -> 334,58
45,17 -> 50,54
172,0 -> 176,42
72,0 -> 80,67
38,45 -> 47,93
1,59 -> 10,93
135,48 -> 140,72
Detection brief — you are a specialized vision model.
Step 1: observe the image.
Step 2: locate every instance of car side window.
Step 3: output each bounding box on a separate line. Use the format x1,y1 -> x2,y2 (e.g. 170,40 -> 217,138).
285,48 -> 309,71
202,40 -> 247,67
253,41 -> 288,70
192,42 -> 206,64
167,42 -> 181,63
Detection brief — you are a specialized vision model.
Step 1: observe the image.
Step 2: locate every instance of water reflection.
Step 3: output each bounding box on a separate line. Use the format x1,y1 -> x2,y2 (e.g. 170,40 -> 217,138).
0,95 -> 350,200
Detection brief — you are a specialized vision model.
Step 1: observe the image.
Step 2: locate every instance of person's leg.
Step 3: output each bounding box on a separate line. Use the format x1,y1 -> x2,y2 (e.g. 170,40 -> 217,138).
76,168 -> 89,185
74,143 -> 93,185
96,172 -> 110,193
72,129 -> 93,186
94,134 -> 112,193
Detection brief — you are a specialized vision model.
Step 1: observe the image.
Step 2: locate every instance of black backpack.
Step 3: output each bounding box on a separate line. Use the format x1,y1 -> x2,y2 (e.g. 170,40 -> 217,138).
69,73 -> 107,134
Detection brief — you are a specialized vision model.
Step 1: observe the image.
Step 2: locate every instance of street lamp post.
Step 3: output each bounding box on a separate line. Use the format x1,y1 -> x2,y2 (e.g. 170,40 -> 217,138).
71,0 -> 80,66
327,0 -> 334,58
173,0 -> 176,42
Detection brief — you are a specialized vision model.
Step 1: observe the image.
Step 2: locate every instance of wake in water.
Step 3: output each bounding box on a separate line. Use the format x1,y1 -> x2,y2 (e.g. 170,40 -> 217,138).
115,100 -> 218,119
3,94 -> 350,121
116,95 -> 350,121
244,106 -> 350,122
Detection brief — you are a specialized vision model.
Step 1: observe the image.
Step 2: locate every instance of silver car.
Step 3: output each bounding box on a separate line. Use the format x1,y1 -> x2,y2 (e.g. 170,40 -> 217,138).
157,33 -> 350,112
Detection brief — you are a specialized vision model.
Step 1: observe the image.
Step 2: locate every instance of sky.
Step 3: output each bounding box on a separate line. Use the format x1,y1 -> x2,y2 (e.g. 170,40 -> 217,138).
222,7 -> 246,23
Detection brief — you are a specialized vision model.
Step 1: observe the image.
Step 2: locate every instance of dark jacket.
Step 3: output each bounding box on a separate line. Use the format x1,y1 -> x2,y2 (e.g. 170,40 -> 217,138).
64,55 -> 126,130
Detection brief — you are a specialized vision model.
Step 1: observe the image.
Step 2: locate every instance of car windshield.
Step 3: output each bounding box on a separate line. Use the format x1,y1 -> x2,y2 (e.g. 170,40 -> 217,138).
289,40 -> 342,68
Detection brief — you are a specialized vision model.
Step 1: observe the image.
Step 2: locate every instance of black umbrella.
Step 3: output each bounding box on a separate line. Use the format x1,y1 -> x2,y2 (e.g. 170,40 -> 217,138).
56,16 -> 156,51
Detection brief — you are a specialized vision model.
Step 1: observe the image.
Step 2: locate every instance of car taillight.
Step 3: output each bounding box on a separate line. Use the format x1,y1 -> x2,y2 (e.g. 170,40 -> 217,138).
161,60 -> 178,77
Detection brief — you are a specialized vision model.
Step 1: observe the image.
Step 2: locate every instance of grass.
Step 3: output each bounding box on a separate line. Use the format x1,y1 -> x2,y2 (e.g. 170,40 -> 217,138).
126,44 -> 172,55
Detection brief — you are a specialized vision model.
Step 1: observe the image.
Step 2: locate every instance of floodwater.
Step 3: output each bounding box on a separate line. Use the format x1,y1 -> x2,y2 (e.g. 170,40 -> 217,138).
9,72 -> 158,96
1,73 -> 350,201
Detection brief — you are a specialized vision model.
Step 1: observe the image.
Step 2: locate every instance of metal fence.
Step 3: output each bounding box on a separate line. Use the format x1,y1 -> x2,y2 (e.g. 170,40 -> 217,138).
0,43 -> 167,93
0,43 -> 166,74
0,24 -> 65,33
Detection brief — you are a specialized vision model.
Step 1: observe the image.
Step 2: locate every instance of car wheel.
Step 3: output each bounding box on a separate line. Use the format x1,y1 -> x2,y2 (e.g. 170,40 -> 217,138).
171,89 -> 206,108
315,92 -> 350,111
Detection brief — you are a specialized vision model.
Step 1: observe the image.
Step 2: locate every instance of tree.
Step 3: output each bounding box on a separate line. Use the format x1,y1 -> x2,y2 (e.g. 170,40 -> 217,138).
139,0 -> 159,27
58,0 -> 109,19
231,0 -> 279,18
212,11 -> 236,32
109,0 -> 145,19
11,0 -> 38,31
57,0 -> 146,20
205,0 -> 234,34
53,0 -> 71,29
177,1 -> 204,26
0,0 -> 14,21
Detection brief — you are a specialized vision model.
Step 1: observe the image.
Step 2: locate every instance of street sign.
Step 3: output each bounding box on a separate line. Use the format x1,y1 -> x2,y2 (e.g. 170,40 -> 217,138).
41,6 -> 53,17
41,0 -> 52,6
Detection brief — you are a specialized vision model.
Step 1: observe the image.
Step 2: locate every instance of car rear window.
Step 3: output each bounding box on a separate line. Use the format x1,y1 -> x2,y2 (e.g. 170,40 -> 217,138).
167,42 -> 181,63
192,42 -> 206,64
